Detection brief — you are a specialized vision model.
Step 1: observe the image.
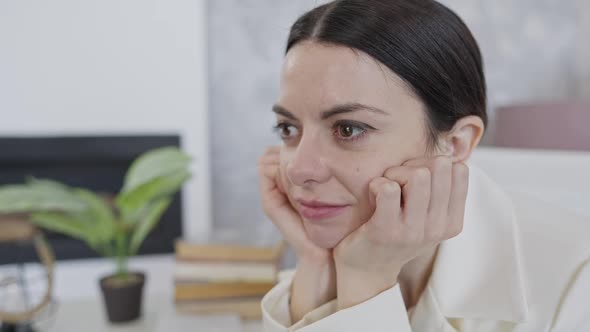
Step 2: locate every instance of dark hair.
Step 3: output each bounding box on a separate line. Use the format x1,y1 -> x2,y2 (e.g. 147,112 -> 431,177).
286,0 -> 487,152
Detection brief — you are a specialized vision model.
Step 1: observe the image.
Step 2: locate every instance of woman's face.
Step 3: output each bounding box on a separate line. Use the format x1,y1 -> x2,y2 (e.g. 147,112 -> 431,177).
275,41 -> 433,249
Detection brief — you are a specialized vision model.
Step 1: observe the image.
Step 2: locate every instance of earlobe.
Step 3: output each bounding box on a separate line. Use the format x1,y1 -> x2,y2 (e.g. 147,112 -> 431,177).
445,116 -> 485,163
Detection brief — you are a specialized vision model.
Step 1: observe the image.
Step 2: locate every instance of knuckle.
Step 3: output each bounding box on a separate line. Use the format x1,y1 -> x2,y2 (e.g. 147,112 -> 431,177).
381,181 -> 401,195
425,217 -> 446,240
447,220 -> 464,238
384,167 -> 398,179
370,177 -> 388,192
402,157 -> 420,167
412,167 -> 431,182
384,168 -> 393,178
433,155 -> 451,168
454,162 -> 469,178
425,228 -> 444,242
404,231 -> 422,244
264,146 -> 279,156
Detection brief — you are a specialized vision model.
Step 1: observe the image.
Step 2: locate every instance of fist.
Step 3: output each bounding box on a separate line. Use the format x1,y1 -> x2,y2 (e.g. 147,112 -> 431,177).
334,156 -> 469,279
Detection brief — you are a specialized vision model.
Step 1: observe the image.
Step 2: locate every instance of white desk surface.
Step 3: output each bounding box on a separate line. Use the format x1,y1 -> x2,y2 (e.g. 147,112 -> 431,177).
47,294 -> 262,332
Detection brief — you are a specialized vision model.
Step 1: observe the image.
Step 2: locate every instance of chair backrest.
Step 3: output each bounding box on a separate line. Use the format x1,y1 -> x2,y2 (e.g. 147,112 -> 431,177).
493,102 -> 590,151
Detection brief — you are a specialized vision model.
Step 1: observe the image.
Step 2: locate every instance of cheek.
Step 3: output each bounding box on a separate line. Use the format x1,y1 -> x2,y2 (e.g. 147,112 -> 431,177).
333,162 -> 382,224
338,151 -> 410,223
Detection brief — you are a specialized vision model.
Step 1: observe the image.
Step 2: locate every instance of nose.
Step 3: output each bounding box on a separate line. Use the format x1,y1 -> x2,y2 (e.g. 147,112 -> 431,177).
285,134 -> 331,187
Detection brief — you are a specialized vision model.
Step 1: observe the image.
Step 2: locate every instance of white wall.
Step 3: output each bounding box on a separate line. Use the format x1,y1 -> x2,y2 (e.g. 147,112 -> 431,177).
207,0 -> 590,231
576,0 -> 590,97
0,0 -> 211,240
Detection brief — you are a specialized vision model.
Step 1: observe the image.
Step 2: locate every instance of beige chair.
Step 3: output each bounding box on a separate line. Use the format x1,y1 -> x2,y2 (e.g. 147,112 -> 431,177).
492,102 -> 590,151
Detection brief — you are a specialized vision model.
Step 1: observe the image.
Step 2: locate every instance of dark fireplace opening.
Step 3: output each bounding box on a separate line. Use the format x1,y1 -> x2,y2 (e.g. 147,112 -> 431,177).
0,135 -> 183,265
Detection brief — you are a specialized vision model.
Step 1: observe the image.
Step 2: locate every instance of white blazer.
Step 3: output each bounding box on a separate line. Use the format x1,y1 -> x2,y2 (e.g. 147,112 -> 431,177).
261,163 -> 590,331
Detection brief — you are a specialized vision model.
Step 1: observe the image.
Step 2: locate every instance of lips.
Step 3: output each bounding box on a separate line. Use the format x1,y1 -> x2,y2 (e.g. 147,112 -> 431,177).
296,199 -> 350,220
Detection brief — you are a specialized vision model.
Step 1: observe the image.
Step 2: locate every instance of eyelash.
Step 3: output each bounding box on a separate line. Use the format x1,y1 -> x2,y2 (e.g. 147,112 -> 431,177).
272,121 -> 373,144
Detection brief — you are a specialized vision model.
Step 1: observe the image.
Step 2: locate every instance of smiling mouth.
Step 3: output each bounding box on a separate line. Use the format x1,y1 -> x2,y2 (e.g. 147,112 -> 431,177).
296,199 -> 350,220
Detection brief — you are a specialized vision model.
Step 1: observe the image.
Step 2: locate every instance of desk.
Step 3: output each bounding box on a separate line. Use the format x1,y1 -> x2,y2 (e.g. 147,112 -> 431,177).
48,294 -> 263,332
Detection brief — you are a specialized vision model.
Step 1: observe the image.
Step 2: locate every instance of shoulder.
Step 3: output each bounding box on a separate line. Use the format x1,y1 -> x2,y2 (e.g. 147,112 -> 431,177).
509,191 -> 590,259
508,191 -> 590,326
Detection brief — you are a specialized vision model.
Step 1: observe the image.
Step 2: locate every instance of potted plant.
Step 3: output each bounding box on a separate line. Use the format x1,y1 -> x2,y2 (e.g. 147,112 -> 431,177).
0,147 -> 191,323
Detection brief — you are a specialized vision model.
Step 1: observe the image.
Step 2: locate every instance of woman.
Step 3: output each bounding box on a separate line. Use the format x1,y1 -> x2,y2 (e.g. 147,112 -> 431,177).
257,0 -> 590,331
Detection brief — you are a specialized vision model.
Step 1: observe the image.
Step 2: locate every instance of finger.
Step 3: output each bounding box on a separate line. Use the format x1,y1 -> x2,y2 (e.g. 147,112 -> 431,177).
258,153 -> 280,165
383,166 -> 413,187
401,156 -> 432,168
368,176 -> 392,208
264,146 -> 281,154
258,146 -> 281,160
402,156 -> 453,235
259,162 -> 288,195
259,164 -> 279,192
403,168 -> 430,237
261,164 -> 278,179
414,156 -> 452,242
367,177 -> 402,231
447,162 -> 469,238
427,156 -> 452,217
383,166 -> 413,208
384,166 -> 430,232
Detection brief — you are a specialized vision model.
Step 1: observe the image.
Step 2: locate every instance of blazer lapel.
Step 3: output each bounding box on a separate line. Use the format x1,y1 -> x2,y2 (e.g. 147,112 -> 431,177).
426,163 -> 529,323
410,285 -> 460,331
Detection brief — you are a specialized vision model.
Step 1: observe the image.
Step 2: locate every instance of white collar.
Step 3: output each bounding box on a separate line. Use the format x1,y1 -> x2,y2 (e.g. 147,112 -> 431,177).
427,162 -> 529,322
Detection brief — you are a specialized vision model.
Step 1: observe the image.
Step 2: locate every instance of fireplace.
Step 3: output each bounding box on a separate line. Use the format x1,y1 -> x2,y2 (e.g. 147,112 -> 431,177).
0,135 -> 183,264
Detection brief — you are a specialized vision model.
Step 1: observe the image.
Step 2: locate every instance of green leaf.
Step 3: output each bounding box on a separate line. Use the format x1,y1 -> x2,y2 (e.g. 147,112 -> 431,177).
29,212 -> 92,242
72,189 -> 117,245
22,187 -> 118,256
116,170 -> 190,224
26,177 -> 71,191
0,183 -> 87,214
129,198 -> 172,255
121,147 -> 191,194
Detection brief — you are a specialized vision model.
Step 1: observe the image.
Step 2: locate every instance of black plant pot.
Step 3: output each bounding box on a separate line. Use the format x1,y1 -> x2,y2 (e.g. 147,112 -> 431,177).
99,272 -> 145,323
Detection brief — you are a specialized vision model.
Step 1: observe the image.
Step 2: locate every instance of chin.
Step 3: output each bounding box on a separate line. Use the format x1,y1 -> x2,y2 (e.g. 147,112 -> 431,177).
302,220 -> 348,249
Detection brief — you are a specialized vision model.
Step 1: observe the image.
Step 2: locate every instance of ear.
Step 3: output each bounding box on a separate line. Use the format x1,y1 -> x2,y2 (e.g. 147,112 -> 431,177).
438,116 -> 485,163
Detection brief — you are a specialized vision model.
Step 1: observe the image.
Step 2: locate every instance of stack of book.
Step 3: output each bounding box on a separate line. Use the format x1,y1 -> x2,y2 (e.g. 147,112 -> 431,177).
173,238 -> 285,319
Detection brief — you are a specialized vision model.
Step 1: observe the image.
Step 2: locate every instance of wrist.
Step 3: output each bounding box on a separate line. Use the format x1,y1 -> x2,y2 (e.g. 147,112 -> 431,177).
290,254 -> 337,323
295,255 -> 336,297
335,264 -> 400,311
298,249 -> 333,267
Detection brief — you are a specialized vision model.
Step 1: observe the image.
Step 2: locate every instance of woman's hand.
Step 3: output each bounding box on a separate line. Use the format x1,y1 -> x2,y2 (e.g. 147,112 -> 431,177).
333,156 -> 469,310
258,146 -> 333,262
258,146 -> 336,322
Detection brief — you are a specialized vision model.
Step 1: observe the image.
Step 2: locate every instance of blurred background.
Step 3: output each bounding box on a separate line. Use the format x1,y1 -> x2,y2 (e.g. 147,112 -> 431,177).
1,0 -> 589,243
0,1 -> 589,331
208,0 -> 590,232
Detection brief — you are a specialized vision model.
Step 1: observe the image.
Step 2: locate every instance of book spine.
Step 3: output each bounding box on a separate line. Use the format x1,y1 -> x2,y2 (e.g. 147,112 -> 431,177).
174,240 -> 285,262
174,282 -> 274,301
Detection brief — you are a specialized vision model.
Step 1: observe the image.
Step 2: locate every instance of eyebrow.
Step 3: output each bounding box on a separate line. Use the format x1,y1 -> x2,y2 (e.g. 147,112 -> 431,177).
272,103 -> 389,120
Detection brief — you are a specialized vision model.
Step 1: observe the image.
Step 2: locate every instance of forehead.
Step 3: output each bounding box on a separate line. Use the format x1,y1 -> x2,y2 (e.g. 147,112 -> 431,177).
279,41 -> 420,116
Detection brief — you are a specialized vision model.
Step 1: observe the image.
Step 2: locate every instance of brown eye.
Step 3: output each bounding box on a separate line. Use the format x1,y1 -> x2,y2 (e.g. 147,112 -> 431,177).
334,123 -> 366,140
339,125 -> 354,138
280,126 -> 291,136
274,123 -> 299,140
